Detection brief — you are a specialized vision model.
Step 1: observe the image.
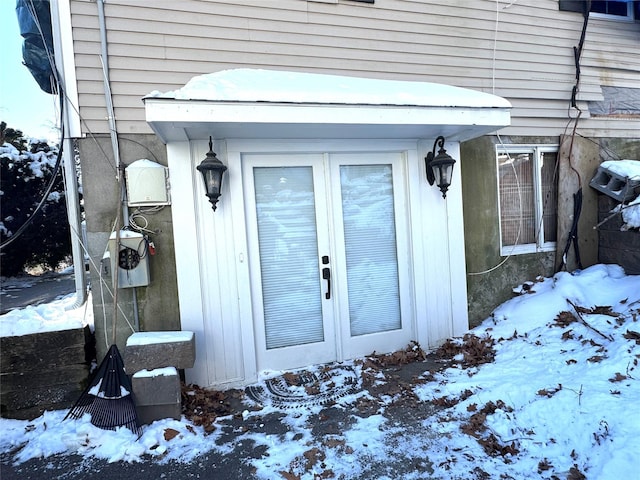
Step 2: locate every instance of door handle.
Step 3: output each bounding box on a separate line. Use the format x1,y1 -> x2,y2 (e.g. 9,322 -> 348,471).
322,267 -> 331,300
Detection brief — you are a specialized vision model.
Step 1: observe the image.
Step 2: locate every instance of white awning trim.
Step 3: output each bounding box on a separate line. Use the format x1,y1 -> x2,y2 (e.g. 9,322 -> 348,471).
144,69 -> 511,143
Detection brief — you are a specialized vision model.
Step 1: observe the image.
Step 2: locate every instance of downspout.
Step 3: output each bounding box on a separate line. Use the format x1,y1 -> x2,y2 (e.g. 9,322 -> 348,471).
97,0 -> 123,185
62,118 -> 88,310
96,0 -> 139,330
49,0 -> 87,310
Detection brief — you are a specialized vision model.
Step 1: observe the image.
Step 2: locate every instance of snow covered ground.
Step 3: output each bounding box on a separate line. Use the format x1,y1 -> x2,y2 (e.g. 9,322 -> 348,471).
1,264 -> 639,479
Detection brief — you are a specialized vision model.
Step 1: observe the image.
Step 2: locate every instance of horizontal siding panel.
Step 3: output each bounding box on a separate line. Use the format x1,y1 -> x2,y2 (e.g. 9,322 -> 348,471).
79,106 -> 147,122
79,118 -> 152,135
105,0 -> 308,23
99,1 -> 584,50
587,17 -> 640,41
77,88 -> 578,113
91,28 -> 583,76
583,47 -> 640,69
82,55 -> 484,85
73,53 -> 581,93
68,0 -> 640,136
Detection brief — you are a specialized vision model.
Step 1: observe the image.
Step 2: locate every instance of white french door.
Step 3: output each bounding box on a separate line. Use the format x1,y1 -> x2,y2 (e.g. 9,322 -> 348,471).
244,152 -> 413,371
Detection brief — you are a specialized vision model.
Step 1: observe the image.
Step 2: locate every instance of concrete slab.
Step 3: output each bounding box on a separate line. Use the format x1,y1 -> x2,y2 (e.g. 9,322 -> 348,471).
124,331 -> 195,373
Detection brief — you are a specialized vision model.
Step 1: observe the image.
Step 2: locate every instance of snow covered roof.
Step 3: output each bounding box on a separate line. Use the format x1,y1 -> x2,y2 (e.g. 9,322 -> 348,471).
147,69 -> 511,109
144,69 -> 511,142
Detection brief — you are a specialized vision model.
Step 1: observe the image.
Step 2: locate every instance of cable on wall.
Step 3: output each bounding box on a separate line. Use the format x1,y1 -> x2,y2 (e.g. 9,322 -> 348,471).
1,0 -> 65,250
557,1 -> 591,272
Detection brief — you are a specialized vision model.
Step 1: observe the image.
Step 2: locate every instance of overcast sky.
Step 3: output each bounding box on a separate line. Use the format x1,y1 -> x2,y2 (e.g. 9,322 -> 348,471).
0,1 -> 59,141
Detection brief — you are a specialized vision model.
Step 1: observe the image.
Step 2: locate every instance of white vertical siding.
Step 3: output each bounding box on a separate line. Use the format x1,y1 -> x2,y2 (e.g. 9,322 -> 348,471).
69,0 -> 639,137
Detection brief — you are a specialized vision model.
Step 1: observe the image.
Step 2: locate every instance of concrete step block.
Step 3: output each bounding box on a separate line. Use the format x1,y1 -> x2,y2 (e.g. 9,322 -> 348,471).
124,331 -> 195,374
590,165 -> 640,202
136,403 -> 181,426
132,367 -> 181,406
132,367 -> 182,425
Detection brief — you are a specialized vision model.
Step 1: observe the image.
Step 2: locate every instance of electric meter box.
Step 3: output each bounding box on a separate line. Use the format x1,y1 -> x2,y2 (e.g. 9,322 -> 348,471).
125,159 -> 170,207
108,230 -> 150,288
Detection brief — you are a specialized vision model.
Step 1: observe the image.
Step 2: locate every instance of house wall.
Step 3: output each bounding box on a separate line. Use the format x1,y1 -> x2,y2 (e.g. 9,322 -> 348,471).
67,0 -> 639,137
60,0 -> 639,344
462,135 -> 640,325
78,134 -> 180,359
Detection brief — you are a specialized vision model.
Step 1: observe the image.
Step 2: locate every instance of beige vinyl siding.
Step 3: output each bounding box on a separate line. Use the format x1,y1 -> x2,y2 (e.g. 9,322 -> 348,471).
69,0 -> 639,137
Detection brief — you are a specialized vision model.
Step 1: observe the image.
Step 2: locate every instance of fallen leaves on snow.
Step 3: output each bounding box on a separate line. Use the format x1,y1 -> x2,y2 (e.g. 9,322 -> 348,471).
434,334 -> 495,368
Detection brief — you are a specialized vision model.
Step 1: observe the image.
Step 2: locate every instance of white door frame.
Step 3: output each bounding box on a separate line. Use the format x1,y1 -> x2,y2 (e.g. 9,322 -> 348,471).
241,150 -> 415,372
170,138 -> 468,388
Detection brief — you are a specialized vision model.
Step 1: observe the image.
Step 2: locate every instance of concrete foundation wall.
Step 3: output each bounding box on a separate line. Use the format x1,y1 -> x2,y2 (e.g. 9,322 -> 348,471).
78,134 -> 180,360
461,136 -> 558,326
461,135 -> 640,326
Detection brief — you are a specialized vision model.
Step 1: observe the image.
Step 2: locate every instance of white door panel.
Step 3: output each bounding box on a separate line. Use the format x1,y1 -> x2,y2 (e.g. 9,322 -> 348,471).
330,153 -> 413,359
244,151 -> 413,372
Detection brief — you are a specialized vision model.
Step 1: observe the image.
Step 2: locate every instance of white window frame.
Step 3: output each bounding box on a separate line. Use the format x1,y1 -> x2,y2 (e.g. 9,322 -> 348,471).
589,1 -> 635,21
496,144 -> 559,256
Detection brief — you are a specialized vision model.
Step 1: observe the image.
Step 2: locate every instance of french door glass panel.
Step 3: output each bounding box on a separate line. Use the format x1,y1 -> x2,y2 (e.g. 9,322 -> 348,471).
245,151 -> 412,368
339,164 -> 401,336
253,166 -> 324,349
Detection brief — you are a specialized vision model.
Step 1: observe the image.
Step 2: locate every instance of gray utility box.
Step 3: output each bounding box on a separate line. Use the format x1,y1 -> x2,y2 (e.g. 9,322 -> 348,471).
107,230 -> 150,288
125,159 -> 170,207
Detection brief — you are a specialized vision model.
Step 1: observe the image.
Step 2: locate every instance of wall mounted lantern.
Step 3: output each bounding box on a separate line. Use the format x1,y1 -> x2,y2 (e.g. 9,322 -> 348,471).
197,136 -> 228,211
425,136 -> 456,199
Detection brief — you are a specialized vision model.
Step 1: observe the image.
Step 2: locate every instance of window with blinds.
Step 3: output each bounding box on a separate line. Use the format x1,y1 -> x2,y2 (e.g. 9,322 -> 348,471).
497,145 -> 559,255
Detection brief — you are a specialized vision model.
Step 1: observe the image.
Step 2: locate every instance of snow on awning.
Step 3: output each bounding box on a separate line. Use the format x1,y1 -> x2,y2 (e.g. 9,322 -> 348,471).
144,69 -> 511,143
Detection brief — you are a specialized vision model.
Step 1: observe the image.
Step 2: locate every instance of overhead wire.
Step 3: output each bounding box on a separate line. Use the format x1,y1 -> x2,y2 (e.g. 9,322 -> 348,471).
0,0 -> 65,250
467,0 -> 524,276
469,0 -> 589,277
4,1 -> 136,333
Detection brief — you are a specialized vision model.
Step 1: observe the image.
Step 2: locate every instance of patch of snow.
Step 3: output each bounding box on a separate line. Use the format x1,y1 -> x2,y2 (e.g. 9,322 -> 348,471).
601,159 -> 640,180
621,195 -> 640,228
147,68 -> 512,109
125,331 -> 194,346
132,367 -> 178,379
88,379 -> 130,399
0,292 -> 92,337
1,264 -> 639,480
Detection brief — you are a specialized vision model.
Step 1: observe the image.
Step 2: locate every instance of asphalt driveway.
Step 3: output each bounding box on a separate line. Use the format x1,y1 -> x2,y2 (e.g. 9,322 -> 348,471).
0,271 -> 76,315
